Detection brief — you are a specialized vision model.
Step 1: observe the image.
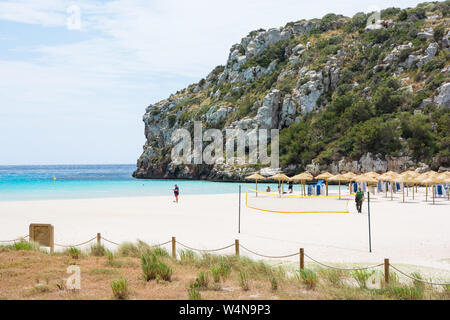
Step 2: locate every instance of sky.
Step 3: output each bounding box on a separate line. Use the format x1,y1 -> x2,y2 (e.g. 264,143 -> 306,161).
0,0 -> 428,165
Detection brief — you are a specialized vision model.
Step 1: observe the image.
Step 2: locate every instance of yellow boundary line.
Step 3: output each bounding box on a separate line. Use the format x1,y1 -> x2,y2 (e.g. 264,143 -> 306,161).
245,191 -> 350,214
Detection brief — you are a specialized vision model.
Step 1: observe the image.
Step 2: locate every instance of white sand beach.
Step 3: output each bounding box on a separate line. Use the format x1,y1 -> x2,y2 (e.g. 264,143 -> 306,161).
1,188 -> 449,276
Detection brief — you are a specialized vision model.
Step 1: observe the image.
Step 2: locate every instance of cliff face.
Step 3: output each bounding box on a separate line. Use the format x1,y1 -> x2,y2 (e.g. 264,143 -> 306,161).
134,2 -> 450,180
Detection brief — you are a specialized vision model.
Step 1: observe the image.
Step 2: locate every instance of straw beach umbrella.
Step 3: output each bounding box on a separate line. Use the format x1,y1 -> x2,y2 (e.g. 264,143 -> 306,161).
417,171 -> 438,202
363,172 -> 381,179
269,173 -> 290,194
315,172 -> 334,196
245,173 -> 266,197
353,174 -> 378,193
437,172 -> 450,200
291,172 -> 313,196
378,171 -> 400,200
400,170 -> 419,197
328,174 -> 350,199
426,175 -> 450,204
396,175 -> 417,203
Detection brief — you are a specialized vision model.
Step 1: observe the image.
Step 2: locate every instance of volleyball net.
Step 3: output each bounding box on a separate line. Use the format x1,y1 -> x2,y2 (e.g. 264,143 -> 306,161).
245,189 -> 355,214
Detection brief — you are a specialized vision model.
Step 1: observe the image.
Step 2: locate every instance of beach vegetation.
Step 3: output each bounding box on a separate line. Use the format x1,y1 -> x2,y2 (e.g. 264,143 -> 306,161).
89,244 -> 106,257
238,271 -> 250,291
68,247 -> 81,259
351,269 -> 376,289
297,268 -> 318,289
110,277 -> 129,300
187,287 -> 202,300
191,271 -> 210,290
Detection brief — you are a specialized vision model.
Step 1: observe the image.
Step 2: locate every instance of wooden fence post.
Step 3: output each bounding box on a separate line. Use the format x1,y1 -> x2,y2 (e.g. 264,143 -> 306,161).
300,248 -> 304,270
97,233 -> 101,246
384,258 -> 390,284
235,239 -> 239,256
172,237 -> 176,259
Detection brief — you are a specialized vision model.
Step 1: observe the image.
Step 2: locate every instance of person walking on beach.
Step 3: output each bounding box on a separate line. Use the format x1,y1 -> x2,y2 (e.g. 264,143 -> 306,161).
173,184 -> 179,203
288,181 -> 293,193
355,188 -> 364,213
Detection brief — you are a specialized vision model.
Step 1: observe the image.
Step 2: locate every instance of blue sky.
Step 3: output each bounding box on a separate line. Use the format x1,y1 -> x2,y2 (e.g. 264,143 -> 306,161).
0,0 -> 427,165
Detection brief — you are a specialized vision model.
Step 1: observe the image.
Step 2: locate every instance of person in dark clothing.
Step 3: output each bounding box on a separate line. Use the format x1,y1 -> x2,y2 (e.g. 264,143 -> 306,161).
355,188 -> 364,213
173,184 -> 179,203
288,181 -> 293,193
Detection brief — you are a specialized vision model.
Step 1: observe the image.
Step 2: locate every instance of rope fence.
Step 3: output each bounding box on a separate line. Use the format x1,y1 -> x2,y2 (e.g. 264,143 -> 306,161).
54,237 -> 97,248
240,243 -> 300,259
176,240 -> 235,253
389,264 -> 450,286
303,252 -> 384,271
2,232 -> 449,286
0,235 -> 29,243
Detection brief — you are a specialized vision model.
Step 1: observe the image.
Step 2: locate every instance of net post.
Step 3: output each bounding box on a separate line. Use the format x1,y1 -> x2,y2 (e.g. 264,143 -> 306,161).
97,233 -> 101,247
235,239 -> 240,256
172,237 -> 176,259
384,258 -> 390,284
300,248 -> 304,270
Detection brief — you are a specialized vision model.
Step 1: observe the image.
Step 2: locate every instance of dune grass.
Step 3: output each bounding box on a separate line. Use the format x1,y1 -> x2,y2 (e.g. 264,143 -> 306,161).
0,239 -> 449,300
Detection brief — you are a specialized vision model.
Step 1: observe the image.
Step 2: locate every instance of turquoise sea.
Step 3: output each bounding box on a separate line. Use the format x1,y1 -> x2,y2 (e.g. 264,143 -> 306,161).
0,164 -> 287,201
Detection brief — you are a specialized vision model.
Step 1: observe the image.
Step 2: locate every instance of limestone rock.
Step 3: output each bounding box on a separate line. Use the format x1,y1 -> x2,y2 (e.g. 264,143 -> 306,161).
256,89 -> 282,129
434,82 -> 450,107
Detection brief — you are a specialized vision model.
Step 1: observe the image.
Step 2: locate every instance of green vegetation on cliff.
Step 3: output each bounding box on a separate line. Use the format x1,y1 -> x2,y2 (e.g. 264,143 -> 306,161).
136,1 -> 450,179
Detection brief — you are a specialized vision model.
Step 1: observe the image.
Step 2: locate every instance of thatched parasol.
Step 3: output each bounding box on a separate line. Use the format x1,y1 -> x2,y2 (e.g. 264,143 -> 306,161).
424,175 -> 450,203
291,172 -> 314,196
245,173 -> 266,196
342,172 -> 357,180
415,171 -> 438,202
352,175 -> 378,193
378,171 -> 400,200
269,173 -> 290,194
328,174 -> 350,199
315,172 -> 334,196
396,175 -> 418,202
362,171 -> 381,179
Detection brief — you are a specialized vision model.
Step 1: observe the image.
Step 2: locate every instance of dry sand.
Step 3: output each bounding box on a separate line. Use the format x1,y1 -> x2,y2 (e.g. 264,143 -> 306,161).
1,188 -> 449,276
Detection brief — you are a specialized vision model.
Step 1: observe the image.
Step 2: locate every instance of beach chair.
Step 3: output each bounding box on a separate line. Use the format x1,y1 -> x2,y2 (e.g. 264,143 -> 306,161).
437,185 -> 443,197
307,185 -> 312,196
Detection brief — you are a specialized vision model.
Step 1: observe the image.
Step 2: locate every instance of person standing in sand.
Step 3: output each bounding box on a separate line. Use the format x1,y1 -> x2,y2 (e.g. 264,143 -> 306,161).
355,188 -> 364,213
173,184 -> 179,203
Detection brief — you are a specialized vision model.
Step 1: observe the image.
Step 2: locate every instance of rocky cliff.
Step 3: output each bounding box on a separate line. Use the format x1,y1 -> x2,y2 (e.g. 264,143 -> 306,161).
134,2 -> 450,180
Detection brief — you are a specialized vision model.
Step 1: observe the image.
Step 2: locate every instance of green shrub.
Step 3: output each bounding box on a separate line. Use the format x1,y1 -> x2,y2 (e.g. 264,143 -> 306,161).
238,271 -> 250,291
117,240 -> 151,257
188,287 -> 202,300
179,250 -> 197,265
210,265 -> 221,283
351,269 -> 375,289
422,57 -> 446,73
141,253 -> 159,281
191,271 -> 210,290
269,275 -> 278,291
89,244 -> 106,257
110,277 -> 129,300
140,252 -> 172,282
297,269 -> 318,289
156,260 -> 173,282
321,269 -> 346,287
387,285 -> 424,300
152,247 -> 169,258
68,247 -> 81,259
11,240 -> 39,251
218,262 -> 232,280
